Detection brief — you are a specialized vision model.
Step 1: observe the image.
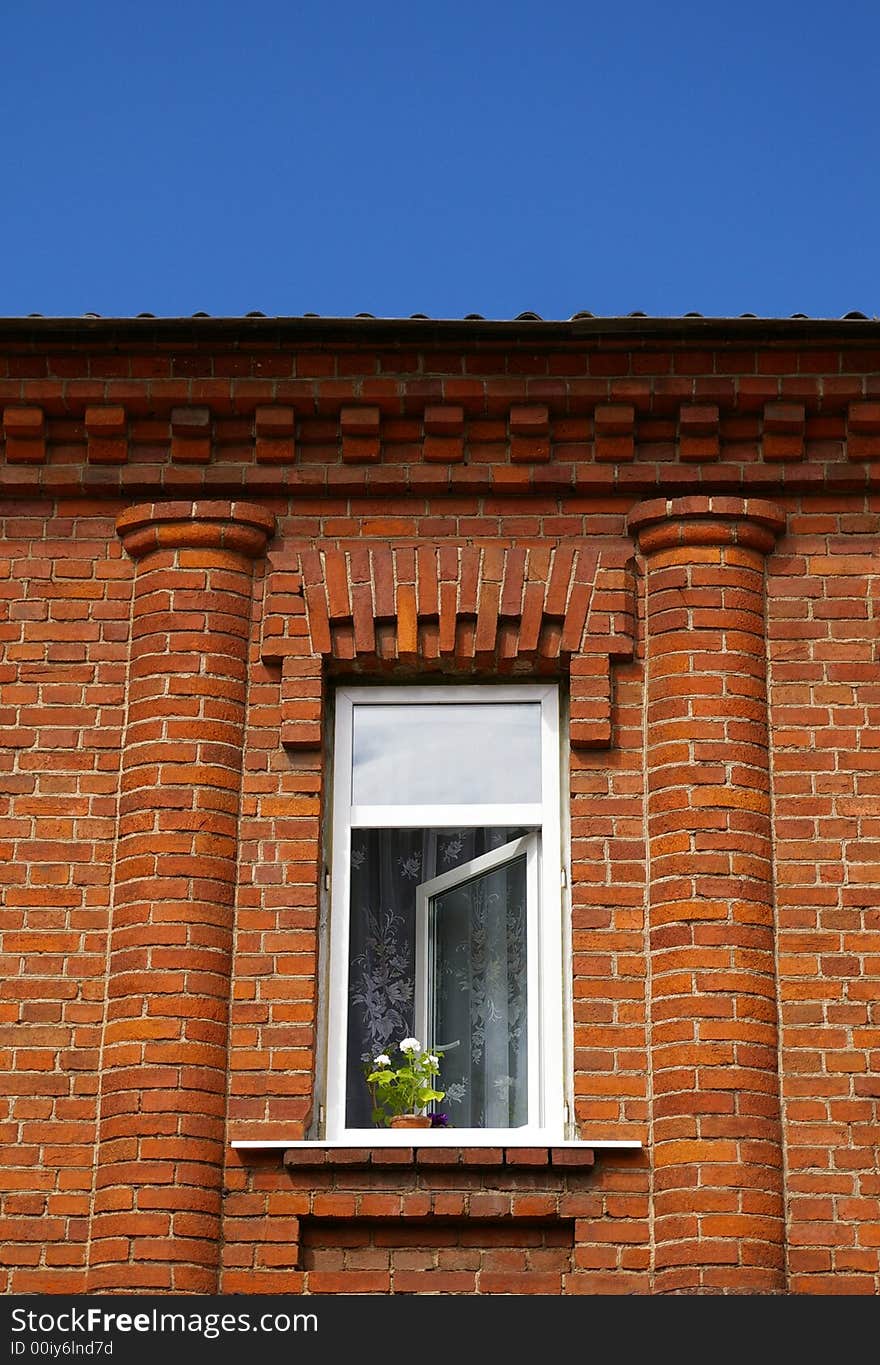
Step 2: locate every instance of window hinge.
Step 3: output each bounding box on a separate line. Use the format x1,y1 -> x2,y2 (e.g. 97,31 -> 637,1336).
324,868 -> 331,891
560,867 -> 567,889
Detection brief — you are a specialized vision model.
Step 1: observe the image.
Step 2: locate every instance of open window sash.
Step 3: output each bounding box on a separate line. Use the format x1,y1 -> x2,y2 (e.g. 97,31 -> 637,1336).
415,834 -> 540,1130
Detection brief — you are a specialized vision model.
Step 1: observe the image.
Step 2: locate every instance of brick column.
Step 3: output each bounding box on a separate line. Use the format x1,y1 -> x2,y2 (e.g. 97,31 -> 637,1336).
628,496 -> 786,1295
89,501 -> 274,1293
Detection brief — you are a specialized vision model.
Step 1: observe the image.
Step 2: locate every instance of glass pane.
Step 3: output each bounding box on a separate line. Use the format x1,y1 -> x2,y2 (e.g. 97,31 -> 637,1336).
344,827 -> 528,1128
431,854 -> 528,1129
351,702 -> 541,806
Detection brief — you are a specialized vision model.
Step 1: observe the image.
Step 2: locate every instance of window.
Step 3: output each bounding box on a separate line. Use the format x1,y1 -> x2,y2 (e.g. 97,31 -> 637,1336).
324,684 -> 566,1142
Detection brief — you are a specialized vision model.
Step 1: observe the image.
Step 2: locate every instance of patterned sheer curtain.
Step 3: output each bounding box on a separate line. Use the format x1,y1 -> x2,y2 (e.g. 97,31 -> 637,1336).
345,826 -> 528,1128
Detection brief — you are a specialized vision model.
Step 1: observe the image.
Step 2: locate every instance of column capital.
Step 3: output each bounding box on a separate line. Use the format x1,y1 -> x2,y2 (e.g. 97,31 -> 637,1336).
116,499 -> 275,560
627,495 -> 786,555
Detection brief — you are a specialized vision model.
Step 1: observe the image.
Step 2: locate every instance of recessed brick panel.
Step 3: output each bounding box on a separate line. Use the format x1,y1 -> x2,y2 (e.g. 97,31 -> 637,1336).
300,1218 -> 573,1294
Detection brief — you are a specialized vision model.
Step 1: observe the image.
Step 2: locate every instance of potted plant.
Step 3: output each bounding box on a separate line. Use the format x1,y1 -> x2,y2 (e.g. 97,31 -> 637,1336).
365,1038 -> 445,1128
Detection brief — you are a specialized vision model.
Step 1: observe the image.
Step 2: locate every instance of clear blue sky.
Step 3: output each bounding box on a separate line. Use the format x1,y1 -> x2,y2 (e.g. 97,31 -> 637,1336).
2,1 -> 878,320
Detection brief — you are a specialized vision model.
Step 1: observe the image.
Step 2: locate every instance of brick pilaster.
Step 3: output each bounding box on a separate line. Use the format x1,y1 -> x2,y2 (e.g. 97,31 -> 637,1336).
88,501 -> 274,1292
628,496 -> 787,1294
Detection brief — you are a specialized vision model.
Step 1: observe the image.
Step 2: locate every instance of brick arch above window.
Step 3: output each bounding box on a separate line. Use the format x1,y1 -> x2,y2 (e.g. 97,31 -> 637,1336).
260,543 -> 636,749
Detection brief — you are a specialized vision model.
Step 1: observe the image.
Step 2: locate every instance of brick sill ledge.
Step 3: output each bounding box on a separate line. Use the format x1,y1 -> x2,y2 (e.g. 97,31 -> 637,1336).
231,1139 -> 641,1170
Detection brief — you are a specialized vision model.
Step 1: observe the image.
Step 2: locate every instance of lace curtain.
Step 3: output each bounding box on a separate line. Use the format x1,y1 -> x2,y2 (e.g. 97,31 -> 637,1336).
345,826 -> 528,1128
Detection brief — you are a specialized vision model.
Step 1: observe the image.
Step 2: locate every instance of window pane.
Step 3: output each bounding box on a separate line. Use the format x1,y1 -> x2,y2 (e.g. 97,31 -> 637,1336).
351,702 -> 541,806
431,855 -> 528,1129
344,827 -> 528,1128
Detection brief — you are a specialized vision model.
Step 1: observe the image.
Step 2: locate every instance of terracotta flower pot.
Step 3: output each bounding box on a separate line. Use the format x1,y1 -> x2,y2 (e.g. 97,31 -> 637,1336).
389,1114 -> 432,1129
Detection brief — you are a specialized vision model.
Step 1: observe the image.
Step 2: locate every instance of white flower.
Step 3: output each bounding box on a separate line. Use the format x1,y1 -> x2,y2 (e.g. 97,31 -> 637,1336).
373,1054 -> 391,1067
427,1054 -> 440,1066
399,1037 -> 420,1054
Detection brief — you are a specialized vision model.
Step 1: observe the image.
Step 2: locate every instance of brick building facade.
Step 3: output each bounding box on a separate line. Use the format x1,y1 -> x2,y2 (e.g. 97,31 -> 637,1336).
1,314 -> 878,1295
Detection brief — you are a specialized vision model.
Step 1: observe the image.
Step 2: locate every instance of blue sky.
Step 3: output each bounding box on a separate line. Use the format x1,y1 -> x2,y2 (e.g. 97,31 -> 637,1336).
2,1 -> 878,320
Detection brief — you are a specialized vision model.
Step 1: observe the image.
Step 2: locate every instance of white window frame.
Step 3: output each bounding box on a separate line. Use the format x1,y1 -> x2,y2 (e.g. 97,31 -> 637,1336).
324,683 -> 565,1144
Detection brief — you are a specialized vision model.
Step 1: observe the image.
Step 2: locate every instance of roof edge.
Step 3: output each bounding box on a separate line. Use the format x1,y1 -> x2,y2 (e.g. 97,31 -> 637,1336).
0,314 -> 879,345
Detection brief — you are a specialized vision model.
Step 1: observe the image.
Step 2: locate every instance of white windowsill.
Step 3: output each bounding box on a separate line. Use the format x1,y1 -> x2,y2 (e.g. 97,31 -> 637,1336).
231,1137 -> 642,1150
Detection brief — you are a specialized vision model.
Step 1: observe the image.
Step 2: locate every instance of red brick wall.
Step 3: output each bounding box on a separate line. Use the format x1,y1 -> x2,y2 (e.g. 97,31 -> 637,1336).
1,498 -> 129,1291
1,321 -> 878,1294
768,510 -> 880,1292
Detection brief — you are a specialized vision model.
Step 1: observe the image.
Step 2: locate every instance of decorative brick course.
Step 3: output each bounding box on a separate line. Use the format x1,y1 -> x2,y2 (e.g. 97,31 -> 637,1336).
3,405 -> 46,463
763,401 -> 805,462
84,406 -> 128,466
254,405 -> 296,464
261,542 -> 636,750
169,407 -> 211,465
